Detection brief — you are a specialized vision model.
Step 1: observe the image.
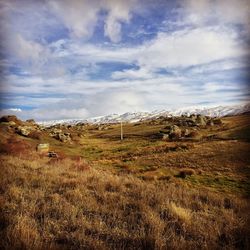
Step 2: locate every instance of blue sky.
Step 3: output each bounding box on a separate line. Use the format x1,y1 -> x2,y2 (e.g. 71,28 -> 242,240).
0,0 -> 249,120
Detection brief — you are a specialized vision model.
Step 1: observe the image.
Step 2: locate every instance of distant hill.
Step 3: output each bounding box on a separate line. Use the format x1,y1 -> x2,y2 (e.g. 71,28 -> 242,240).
39,103 -> 250,126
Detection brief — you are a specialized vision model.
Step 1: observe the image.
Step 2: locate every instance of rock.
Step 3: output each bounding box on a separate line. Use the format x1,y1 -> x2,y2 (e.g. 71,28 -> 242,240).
49,128 -> 62,137
0,115 -> 21,124
0,121 -> 16,127
207,120 -> 214,126
162,134 -> 169,140
196,115 -> 206,126
26,119 -> 36,124
190,114 -> 197,122
213,118 -> 222,125
36,143 -> 49,153
182,128 -> 190,137
54,132 -> 71,142
169,125 -> 182,139
187,131 -> 202,140
16,126 -> 34,136
48,151 -> 58,158
186,119 -> 196,127
8,121 -> 16,126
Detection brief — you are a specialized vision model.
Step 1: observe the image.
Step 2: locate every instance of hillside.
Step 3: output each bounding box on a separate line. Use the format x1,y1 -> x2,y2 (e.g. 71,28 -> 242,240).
0,113 -> 250,249
38,103 -> 250,126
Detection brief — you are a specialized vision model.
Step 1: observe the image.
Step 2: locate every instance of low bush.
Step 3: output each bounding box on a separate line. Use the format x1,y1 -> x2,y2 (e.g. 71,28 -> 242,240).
178,168 -> 195,178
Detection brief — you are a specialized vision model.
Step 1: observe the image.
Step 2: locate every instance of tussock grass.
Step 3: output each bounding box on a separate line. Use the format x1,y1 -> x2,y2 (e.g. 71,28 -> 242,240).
0,155 -> 249,250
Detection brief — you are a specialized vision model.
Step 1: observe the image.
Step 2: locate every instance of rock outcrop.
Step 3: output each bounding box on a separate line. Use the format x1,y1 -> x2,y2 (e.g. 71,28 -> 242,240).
49,128 -> 71,142
36,143 -> 49,153
196,115 -> 207,126
16,126 -> 34,136
0,115 -> 22,125
169,125 -> 182,139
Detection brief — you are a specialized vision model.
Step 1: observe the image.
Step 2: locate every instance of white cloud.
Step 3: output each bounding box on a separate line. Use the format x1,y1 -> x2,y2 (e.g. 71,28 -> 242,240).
137,28 -> 245,69
48,0 -> 137,42
181,0 -> 250,27
28,107 -> 89,121
1,0 -> 248,120
188,59 -> 248,75
56,26 -> 245,75
103,0 -> 135,42
112,67 -> 153,80
48,0 -> 101,39
14,34 -> 48,63
203,82 -> 242,92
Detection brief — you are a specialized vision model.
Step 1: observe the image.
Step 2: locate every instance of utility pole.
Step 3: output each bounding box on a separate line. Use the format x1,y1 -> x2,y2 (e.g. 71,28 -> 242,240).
120,120 -> 123,140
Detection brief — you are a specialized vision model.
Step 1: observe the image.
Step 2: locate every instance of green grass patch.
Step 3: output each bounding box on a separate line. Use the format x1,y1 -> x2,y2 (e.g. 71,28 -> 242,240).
187,174 -> 250,196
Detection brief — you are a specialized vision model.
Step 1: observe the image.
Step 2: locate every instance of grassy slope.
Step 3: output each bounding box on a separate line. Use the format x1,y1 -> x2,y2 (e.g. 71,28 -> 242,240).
44,114 -> 250,196
0,114 -> 250,249
0,155 -> 249,249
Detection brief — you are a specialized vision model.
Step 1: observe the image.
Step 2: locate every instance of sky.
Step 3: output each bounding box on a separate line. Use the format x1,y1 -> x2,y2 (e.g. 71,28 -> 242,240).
0,0 -> 249,121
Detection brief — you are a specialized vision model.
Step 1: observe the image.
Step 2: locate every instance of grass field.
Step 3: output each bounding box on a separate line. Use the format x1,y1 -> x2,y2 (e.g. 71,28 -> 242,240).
0,114 -> 249,249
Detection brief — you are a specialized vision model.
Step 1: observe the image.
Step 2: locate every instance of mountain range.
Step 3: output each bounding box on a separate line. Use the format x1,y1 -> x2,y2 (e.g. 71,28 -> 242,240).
39,103 -> 250,126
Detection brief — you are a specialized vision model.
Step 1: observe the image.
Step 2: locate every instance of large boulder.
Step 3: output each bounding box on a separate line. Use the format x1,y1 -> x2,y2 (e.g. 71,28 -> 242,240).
26,119 -> 36,124
162,133 -> 169,141
0,121 -> 16,127
169,125 -> 182,139
16,126 -> 34,136
207,119 -> 214,126
58,133 -> 71,142
213,118 -> 223,125
49,128 -> 62,137
36,143 -> 49,153
190,114 -> 197,122
196,115 -> 207,126
182,128 -> 190,137
0,115 -> 22,125
53,132 -> 71,142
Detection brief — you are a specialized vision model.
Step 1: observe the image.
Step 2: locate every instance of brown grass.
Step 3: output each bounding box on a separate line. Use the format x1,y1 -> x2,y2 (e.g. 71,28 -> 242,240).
0,137 -> 33,156
0,155 -> 249,250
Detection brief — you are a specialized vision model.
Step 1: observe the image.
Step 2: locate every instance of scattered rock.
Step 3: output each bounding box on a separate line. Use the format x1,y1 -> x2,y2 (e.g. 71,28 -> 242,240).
49,128 -> 62,137
16,126 -> 34,136
187,130 -> 202,140
182,128 -> 190,137
162,134 -> 169,141
190,114 -> 197,122
207,120 -> 214,126
196,115 -> 207,126
48,151 -> 58,158
0,121 -> 16,127
54,132 -> 71,142
169,125 -> 182,139
36,143 -> 49,153
26,119 -> 36,124
213,118 -> 223,125
0,115 -> 21,124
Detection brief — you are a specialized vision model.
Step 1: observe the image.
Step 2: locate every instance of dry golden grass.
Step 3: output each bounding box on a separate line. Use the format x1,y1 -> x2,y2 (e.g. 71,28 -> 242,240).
0,114 -> 250,249
0,154 -> 249,250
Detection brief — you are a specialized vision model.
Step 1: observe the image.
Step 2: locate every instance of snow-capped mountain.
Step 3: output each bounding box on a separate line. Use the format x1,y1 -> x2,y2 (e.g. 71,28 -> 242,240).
38,103 -> 250,126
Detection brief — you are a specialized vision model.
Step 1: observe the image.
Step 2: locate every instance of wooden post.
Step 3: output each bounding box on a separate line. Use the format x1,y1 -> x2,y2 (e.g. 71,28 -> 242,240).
120,121 -> 123,140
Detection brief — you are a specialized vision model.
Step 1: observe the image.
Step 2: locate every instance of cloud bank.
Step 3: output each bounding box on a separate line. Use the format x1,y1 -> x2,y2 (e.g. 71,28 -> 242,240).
0,0 -> 249,120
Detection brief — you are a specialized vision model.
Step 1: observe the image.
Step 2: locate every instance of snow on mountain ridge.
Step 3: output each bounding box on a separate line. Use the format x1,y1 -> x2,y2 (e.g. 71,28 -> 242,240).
38,103 -> 250,127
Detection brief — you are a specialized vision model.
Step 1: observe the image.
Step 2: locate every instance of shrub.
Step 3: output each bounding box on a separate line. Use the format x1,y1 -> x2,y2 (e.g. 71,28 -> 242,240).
0,137 -> 32,156
178,168 -> 195,178
27,131 -> 42,140
187,131 -> 202,140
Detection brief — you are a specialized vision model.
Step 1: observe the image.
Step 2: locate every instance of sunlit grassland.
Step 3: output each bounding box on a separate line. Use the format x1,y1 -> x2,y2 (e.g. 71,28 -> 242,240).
0,114 -> 250,249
